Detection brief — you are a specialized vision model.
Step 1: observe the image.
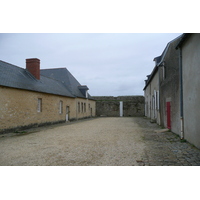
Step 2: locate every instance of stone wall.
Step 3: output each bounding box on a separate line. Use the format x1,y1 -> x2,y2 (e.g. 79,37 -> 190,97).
92,96 -> 144,117
159,38 -> 181,135
0,86 -> 96,133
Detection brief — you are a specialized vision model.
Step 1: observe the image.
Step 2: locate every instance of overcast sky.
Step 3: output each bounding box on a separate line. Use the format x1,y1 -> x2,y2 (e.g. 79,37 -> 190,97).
0,33 -> 182,96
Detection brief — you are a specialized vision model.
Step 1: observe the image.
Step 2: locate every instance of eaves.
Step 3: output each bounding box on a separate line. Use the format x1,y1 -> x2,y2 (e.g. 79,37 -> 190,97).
143,65 -> 158,90
176,33 -> 192,49
144,34 -> 182,91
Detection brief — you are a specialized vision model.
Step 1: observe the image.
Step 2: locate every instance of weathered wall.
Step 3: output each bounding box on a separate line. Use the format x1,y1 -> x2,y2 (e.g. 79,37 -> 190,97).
0,86 -> 95,133
182,34 -> 200,149
159,38 -> 181,135
144,84 -> 151,118
150,71 -> 160,124
144,69 -> 160,125
76,97 -> 96,119
92,96 -> 144,117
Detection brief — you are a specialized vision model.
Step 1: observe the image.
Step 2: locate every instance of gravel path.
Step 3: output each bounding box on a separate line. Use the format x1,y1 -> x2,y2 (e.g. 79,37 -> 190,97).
0,117 -> 153,166
1,117 -> 200,166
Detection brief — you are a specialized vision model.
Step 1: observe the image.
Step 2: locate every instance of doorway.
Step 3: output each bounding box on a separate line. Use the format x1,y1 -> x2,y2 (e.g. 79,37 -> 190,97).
119,101 -> 123,117
66,106 -> 70,121
90,108 -> 92,117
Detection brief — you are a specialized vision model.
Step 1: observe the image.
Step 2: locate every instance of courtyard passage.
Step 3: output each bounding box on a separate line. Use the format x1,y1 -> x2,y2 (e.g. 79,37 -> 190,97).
1,117 -> 200,166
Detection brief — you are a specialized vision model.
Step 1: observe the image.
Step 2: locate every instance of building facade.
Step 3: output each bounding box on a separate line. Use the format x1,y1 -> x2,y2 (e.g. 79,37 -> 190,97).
0,58 -> 95,133
144,35 -> 181,132
144,64 -> 160,124
144,33 -> 200,149
177,33 -> 200,148
159,37 -> 181,134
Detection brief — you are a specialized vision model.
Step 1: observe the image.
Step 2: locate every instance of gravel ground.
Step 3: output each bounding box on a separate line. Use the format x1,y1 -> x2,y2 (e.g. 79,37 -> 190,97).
0,117 -> 154,166
1,117 -> 200,166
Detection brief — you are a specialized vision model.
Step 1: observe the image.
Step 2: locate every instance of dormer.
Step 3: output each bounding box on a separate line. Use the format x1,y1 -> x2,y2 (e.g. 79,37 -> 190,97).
78,85 -> 89,98
153,56 -> 162,66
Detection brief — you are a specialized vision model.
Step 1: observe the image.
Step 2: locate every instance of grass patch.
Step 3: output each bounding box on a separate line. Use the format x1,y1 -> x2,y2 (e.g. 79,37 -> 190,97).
180,139 -> 187,143
14,130 -> 27,134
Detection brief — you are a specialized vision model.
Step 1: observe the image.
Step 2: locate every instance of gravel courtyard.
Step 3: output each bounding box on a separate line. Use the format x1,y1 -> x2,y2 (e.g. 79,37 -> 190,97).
1,117 -> 200,166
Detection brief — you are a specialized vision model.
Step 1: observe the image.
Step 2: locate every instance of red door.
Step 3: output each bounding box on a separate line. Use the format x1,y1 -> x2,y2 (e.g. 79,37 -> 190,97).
166,102 -> 171,129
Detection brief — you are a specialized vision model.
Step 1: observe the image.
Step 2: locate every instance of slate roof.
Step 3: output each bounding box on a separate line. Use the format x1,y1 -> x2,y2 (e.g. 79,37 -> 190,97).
40,68 -> 92,99
0,60 -> 92,99
176,33 -> 192,49
143,34 -> 182,90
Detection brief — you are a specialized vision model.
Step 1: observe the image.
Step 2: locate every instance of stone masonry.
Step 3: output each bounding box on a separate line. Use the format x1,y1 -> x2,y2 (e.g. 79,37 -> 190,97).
0,86 -> 95,133
92,96 -> 144,117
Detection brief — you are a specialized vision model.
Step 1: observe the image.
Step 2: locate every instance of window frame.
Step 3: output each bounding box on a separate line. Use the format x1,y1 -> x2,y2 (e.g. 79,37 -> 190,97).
78,102 -> 80,113
59,100 -> 63,114
37,98 -> 42,112
84,103 -> 86,112
81,102 -> 83,113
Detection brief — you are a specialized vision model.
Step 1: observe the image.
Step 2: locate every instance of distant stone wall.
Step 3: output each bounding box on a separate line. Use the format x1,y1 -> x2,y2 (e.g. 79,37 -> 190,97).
92,96 -> 144,117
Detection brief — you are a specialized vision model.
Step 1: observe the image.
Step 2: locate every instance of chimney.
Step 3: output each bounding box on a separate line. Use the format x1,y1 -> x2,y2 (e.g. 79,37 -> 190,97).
26,58 -> 40,80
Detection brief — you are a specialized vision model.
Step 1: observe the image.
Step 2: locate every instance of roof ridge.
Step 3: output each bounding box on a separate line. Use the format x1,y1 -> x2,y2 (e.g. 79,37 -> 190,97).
40,67 -> 67,70
0,61 -> 75,98
155,34 -> 182,66
0,60 -> 23,69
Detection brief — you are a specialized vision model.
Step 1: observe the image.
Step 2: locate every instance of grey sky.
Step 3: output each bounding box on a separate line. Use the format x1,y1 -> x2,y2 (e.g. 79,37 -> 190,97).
0,33 -> 181,96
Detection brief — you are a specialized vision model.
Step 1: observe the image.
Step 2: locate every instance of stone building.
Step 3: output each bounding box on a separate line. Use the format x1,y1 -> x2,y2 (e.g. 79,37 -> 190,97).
144,33 -> 200,149
0,58 -> 96,133
144,35 -> 181,131
158,36 -> 181,134
176,33 -> 200,148
93,96 -> 144,117
143,58 -> 160,125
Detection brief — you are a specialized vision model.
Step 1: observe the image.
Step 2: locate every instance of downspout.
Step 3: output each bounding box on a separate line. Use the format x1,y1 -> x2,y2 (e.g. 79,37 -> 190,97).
179,47 -> 184,139
159,62 -> 166,127
158,64 -> 161,126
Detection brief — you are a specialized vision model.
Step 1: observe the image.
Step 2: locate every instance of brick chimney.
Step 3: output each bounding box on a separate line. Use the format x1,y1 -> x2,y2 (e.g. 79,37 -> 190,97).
26,58 -> 40,80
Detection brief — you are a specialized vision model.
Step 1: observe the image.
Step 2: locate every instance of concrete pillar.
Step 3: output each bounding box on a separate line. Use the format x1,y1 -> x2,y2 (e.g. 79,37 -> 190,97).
120,101 -> 123,117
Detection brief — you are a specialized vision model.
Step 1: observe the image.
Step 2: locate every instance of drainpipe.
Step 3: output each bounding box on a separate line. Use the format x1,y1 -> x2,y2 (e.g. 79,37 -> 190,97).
179,48 -> 184,139
158,64 -> 161,126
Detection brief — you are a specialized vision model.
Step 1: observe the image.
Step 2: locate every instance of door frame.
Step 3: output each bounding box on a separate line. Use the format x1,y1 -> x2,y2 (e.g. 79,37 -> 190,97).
66,106 -> 70,121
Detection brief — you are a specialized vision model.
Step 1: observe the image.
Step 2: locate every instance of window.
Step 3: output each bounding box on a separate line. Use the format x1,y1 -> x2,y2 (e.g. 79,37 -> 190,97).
81,102 -> 83,112
37,98 -> 42,112
84,103 -> 86,112
162,66 -> 166,80
59,100 -> 63,114
154,90 -> 157,110
78,102 -> 80,113
157,91 -> 159,110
